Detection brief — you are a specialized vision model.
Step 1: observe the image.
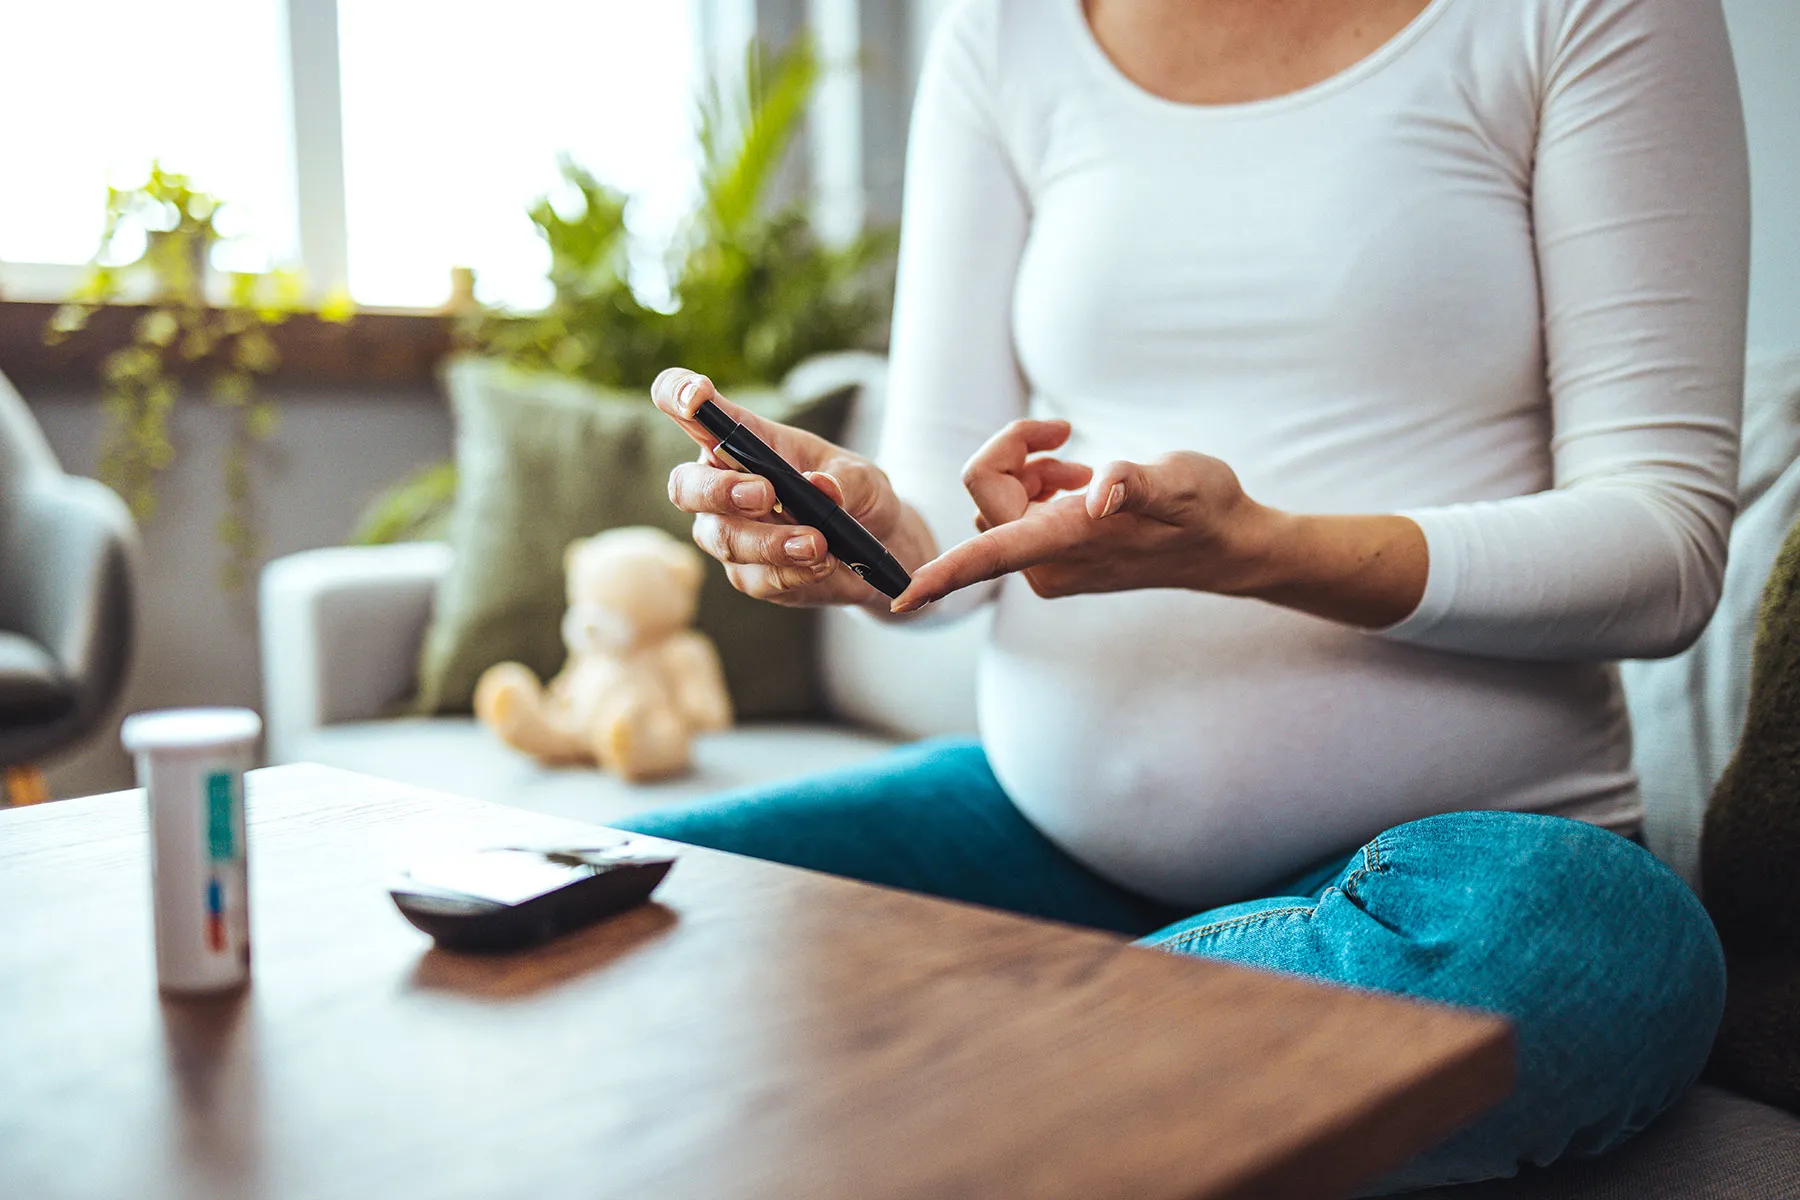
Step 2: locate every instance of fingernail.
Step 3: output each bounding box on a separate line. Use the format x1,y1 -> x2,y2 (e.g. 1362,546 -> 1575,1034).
678,379 -> 699,413
732,482 -> 766,511
785,535 -> 819,563
1100,483 -> 1125,518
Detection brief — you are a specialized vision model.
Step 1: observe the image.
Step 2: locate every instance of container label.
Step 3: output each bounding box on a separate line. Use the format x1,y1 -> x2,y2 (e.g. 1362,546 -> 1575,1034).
206,876 -> 226,951
206,772 -> 236,861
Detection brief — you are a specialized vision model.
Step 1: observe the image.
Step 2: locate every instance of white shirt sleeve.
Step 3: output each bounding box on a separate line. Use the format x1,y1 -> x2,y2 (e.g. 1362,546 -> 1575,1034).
877,0 -> 1031,619
1381,0 -> 1750,661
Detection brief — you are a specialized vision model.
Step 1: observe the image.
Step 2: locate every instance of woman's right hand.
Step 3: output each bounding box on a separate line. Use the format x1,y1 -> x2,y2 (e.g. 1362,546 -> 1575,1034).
654,368 -> 932,609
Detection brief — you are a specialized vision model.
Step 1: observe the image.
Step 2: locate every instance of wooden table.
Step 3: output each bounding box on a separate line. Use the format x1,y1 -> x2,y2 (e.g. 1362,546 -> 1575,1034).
0,764 -> 1511,1200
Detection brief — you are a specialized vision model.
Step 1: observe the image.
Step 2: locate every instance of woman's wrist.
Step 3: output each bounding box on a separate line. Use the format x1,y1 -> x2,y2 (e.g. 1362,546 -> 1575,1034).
1219,507 -> 1429,629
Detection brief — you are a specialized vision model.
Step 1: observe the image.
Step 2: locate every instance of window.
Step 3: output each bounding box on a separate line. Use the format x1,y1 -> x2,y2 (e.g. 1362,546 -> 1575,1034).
0,1 -> 299,276
336,0 -> 698,309
0,0 -> 699,310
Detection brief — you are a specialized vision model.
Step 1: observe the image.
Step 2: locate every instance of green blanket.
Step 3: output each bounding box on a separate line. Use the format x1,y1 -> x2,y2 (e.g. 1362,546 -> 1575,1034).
1703,516 -> 1800,1113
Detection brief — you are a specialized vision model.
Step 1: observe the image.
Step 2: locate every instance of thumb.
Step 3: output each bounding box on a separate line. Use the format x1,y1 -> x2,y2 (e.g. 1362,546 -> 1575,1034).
806,467 -> 860,510
806,465 -> 891,523
806,470 -> 846,508
1085,460 -> 1159,520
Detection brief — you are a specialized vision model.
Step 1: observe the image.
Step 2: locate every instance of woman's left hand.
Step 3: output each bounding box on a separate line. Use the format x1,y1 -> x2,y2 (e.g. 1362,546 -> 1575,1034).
890,419 -> 1283,613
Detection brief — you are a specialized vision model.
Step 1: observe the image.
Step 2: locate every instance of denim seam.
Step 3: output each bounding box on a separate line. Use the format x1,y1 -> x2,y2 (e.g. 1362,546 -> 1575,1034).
1339,839 -> 1388,902
1150,904 -> 1315,953
1151,838 -> 1388,954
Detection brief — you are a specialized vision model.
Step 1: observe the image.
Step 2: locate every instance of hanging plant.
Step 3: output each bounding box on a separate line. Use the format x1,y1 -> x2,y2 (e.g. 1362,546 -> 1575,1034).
43,162 -> 353,587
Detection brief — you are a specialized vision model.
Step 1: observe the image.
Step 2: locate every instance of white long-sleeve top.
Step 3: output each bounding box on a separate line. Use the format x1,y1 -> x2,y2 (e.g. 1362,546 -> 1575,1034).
878,0 -> 1751,908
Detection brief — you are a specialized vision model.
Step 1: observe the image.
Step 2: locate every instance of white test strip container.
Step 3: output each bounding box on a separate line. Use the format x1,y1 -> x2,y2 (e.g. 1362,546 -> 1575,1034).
121,708 -> 262,994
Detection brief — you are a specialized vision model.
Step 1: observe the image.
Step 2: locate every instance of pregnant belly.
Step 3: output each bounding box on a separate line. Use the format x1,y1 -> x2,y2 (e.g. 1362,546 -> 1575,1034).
976,581 -> 1634,909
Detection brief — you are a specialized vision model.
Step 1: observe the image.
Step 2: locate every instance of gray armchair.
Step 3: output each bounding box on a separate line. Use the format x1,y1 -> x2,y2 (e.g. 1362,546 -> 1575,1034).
0,370 -> 136,791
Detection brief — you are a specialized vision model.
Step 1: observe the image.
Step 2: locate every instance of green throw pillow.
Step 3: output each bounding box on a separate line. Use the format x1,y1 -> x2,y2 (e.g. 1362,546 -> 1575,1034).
414,356 -> 856,720
1702,513 -> 1800,1113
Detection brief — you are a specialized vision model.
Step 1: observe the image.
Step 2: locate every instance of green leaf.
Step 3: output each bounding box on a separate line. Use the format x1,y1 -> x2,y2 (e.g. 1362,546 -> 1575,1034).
696,36 -> 818,239
245,402 -> 280,441
316,287 -> 356,323
43,304 -> 92,343
136,310 -> 179,347
348,461 -> 459,545
232,329 -> 280,374
210,370 -> 252,405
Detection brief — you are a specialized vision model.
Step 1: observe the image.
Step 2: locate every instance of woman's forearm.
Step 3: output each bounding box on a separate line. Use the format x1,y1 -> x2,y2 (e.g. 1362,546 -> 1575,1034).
1229,508 -> 1429,630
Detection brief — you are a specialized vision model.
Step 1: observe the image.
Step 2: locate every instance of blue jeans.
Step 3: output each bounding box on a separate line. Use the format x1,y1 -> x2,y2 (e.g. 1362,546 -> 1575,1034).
614,738 -> 1725,1194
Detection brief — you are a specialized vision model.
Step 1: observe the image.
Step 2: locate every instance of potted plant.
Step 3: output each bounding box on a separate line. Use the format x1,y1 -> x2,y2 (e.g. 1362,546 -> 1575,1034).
351,37 -> 896,545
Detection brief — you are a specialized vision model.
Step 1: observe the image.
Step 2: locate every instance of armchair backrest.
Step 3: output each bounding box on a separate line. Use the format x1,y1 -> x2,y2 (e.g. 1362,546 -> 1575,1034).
0,369 -> 62,488
0,370 -> 63,638
0,369 -> 139,766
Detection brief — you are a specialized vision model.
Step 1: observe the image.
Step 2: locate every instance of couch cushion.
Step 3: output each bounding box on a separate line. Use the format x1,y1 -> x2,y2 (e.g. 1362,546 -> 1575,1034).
289,717 -> 903,827
1699,508 -> 1800,1113
1405,1085 -> 1800,1199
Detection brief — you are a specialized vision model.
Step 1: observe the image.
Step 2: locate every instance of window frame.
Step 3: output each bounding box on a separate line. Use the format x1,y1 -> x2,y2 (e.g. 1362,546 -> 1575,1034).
288,0 -> 351,302
0,0 -> 346,306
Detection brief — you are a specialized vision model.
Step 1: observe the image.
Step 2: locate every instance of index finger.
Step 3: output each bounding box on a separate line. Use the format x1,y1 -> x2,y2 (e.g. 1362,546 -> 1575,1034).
966,418 -> 1073,472
891,500 -> 1088,612
651,368 -> 728,449
651,367 -> 810,459
963,418 -> 1074,528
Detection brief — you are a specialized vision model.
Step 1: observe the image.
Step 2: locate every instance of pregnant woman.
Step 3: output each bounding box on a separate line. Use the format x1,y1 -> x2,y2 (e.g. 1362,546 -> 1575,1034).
621,0 -> 1750,1188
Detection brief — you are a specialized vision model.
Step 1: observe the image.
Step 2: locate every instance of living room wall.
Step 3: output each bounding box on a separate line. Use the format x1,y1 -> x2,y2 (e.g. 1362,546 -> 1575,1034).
1726,0 -> 1800,354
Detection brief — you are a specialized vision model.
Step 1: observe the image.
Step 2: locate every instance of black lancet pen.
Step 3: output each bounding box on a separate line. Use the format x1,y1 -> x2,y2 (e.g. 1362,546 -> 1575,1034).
692,399 -> 912,600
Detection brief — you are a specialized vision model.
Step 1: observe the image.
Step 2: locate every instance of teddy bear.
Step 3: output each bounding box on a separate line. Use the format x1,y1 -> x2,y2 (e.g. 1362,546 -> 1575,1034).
473,526 -> 733,781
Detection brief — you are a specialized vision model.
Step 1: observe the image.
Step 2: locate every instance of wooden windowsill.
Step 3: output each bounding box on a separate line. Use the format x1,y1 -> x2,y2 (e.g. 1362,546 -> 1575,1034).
0,300 -> 456,393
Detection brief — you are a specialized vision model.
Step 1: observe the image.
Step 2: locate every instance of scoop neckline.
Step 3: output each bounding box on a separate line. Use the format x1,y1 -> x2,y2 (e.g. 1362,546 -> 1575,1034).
1064,0 -> 1456,120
